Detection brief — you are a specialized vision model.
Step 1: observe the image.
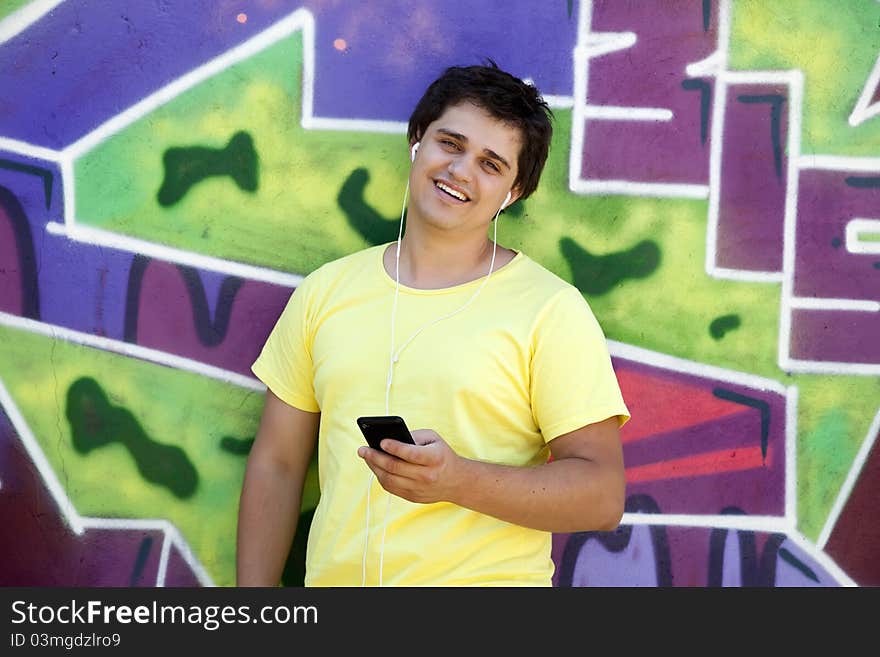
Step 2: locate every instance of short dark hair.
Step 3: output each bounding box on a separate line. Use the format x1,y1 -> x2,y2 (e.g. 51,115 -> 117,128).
407,61 -> 554,202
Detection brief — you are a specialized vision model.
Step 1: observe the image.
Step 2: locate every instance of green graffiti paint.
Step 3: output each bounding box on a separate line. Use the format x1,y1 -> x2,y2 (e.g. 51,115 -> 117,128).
338,168 -> 399,245
220,435 -> 255,455
729,0 -> 880,156
0,1 -> 32,21
0,323 -> 266,585
75,31 -> 398,275
709,314 -> 741,339
559,236 -> 660,295
798,404 -> 857,539
504,199 -> 524,218
157,130 -> 257,206
65,377 -> 199,498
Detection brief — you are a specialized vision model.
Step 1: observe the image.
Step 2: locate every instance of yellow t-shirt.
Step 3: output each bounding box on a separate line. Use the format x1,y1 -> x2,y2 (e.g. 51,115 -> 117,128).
251,243 -> 630,586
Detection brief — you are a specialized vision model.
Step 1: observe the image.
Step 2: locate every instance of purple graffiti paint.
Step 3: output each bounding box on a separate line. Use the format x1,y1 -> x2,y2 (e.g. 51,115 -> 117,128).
133,260 -> 291,376
0,157 -> 133,339
0,0 -> 578,148
163,544 -> 204,587
567,525 -> 661,586
0,1 -> 292,148
300,0 -> 578,122
790,308 -> 880,364
715,84 -> 789,272
613,357 -> 787,517
580,95 -> 711,184
587,0 -> 718,107
580,0 -> 718,185
773,539 -> 839,587
787,168 -> 879,365
794,170 -> 879,301
0,199 -> 24,314
553,525 -> 841,587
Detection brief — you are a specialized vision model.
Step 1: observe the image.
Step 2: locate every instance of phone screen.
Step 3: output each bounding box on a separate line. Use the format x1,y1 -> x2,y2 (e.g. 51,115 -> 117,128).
356,415 -> 415,453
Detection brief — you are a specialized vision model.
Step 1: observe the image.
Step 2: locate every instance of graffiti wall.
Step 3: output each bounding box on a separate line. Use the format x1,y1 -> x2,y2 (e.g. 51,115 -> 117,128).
1,0 -> 877,587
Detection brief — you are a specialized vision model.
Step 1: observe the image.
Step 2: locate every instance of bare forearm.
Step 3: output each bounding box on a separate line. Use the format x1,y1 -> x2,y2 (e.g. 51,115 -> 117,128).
449,456 -> 624,533
359,419 -> 625,533
236,457 -> 304,586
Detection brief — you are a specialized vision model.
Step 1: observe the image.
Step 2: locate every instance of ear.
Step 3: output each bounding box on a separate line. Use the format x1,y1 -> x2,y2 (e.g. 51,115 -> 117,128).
503,186 -> 523,209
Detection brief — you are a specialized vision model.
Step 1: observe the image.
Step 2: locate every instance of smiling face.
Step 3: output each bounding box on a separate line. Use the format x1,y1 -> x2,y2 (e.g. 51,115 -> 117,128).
407,102 -> 523,237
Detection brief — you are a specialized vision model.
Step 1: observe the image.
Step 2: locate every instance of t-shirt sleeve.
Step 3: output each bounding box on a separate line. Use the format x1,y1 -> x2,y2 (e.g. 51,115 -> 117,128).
529,286 -> 630,442
251,276 -> 320,413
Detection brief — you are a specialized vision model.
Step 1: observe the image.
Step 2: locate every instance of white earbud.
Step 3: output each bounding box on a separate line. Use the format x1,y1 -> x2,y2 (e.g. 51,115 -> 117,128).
410,142 -> 420,162
501,191 -> 512,210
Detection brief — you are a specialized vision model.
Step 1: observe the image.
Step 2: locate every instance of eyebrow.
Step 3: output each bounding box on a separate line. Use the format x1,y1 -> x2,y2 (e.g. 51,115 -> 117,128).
436,128 -> 512,171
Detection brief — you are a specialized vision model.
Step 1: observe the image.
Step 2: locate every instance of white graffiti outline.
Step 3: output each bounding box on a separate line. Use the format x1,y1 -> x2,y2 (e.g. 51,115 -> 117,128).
845,218 -> 880,255
705,67 -> 797,283
848,52 -> 880,127
783,530 -> 857,586
0,0 -> 66,45
0,311 -> 263,391
44,221 -> 305,289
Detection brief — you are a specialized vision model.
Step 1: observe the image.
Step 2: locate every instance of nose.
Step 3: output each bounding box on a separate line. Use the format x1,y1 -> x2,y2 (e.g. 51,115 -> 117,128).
446,155 -> 473,183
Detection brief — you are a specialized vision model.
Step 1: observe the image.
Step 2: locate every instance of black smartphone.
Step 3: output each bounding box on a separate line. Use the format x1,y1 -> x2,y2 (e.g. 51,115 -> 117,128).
356,415 -> 416,453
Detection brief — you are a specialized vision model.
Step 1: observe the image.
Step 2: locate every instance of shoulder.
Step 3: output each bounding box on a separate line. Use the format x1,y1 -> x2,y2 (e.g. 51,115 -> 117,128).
507,252 -> 587,311
308,243 -> 384,281
297,243 -> 385,295
511,251 -> 574,290
504,253 -> 606,339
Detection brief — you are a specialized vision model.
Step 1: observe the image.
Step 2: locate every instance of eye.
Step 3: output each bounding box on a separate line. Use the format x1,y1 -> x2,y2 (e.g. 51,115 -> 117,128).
440,139 -> 460,150
483,160 -> 501,173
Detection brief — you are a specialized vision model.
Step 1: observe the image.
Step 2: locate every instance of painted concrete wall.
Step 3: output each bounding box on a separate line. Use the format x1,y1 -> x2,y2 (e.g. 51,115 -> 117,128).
0,0 -> 877,587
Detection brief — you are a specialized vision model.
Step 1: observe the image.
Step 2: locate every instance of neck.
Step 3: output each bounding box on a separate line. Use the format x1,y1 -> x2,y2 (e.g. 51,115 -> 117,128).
394,229 -> 496,289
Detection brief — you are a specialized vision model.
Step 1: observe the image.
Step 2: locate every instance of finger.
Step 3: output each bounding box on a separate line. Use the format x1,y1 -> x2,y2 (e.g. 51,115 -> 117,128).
380,438 -> 433,466
357,446 -> 382,469
361,443 -> 421,479
363,461 -> 414,499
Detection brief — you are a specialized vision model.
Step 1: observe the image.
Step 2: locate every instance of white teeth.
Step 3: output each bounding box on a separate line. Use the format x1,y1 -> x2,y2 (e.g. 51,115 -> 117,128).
435,181 -> 468,201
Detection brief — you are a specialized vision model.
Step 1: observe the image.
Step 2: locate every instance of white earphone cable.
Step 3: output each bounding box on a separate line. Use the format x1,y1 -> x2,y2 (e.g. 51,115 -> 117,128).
363,150 -> 507,586
362,178 -> 409,588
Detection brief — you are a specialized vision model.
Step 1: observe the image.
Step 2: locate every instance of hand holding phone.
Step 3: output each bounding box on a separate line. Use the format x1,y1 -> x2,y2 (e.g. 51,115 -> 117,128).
356,415 -> 416,454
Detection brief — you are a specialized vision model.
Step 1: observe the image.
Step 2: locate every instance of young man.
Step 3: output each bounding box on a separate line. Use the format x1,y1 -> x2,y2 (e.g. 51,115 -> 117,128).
237,62 -> 629,587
